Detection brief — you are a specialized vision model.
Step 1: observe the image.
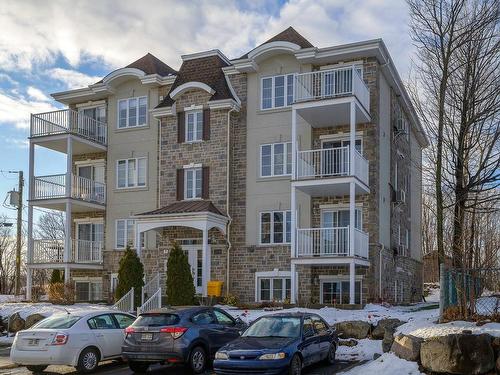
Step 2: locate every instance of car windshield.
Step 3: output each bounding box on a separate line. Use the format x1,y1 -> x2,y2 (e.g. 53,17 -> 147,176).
132,313 -> 180,327
243,316 -> 301,338
32,314 -> 81,329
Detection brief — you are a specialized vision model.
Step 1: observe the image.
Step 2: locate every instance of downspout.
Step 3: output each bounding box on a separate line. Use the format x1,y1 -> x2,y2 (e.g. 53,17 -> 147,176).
379,243 -> 385,300
225,108 -> 236,296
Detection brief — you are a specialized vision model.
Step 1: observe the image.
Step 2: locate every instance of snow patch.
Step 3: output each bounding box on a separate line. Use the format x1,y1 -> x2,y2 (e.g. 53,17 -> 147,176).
341,353 -> 423,374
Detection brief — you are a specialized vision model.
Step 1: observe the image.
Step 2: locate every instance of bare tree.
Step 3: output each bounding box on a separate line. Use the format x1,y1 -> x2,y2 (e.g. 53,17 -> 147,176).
35,211 -> 65,240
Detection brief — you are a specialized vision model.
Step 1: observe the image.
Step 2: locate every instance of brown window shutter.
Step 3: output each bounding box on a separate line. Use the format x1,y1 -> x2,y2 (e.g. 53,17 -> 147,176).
176,169 -> 184,200
177,112 -> 185,143
202,166 -> 209,199
203,108 -> 210,141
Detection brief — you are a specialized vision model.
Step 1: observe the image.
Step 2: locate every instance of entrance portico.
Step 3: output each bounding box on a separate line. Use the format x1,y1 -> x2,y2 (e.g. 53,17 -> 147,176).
134,201 -> 228,297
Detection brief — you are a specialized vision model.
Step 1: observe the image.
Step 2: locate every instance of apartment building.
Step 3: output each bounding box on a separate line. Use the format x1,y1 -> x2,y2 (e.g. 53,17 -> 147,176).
26,27 -> 428,307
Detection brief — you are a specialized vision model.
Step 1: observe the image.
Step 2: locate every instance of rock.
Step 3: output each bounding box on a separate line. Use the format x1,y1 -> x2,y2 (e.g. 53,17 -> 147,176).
391,334 -> 423,362
339,339 -> 358,347
373,353 -> 381,360
382,326 -> 395,353
8,312 -> 25,333
25,313 -> 46,329
372,318 -> 405,340
421,334 -> 494,374
496,357 -> 500,375
492,337 -> 500,357
335,320 -> 372,339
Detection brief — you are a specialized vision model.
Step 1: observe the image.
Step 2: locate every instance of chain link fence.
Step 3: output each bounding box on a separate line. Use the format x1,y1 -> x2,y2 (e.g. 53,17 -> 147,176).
440,265 -> 500,321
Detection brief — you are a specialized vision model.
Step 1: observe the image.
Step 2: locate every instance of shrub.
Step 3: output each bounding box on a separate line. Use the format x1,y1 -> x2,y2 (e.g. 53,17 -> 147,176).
50,269 -> 63,284
115,245 -> 144,308
222,293 -> 239,306
47,282 -> 75,304
166,241 -> 195,306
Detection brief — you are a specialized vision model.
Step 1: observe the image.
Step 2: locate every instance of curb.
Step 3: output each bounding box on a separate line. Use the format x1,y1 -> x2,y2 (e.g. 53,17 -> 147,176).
0,363 -> 17,370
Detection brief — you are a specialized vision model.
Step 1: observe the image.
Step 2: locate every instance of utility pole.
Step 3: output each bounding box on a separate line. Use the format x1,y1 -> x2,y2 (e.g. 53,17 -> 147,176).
15,171 -> 23,295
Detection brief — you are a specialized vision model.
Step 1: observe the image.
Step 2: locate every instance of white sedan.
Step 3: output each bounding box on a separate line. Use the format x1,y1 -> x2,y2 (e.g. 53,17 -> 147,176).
10,310 -> 135,373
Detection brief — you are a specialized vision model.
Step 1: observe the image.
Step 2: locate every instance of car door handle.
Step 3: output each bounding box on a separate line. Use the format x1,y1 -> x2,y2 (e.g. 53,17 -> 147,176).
96,333 -> 104,337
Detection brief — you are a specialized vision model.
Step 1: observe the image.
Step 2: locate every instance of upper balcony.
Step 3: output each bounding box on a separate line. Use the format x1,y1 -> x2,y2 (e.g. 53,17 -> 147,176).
293,66 -> 371,127
31,174 -> 106,212
30,109 -> 107,153
29,239 -> 103,269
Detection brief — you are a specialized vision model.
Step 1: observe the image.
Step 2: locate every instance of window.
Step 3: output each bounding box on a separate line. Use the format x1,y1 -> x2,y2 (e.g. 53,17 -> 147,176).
117,158 -> 147,188
321,280 -> 361,304
33,315 -> 81,329
113,314 -> 135,329
191,311 -> 216,325
260,142 -> 292,177
261,74 -> 295,109
321,208 -> 363,230
184,167 -> 202,200
79,106 -> 106,123
87,314 -> 117,329
186,110 -> 203,142
75,280 -> 102,302
116,219 -> 137,249
118,97 -> 147,128
213,310 -> 235,326
311,316 -> 328,333
257,277 -> 291,302
260,210 -> 291,244
110,273 -> 118,296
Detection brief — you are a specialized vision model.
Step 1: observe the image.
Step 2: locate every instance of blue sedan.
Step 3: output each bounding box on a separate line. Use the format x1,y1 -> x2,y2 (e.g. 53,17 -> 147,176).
214,312 -> 338,375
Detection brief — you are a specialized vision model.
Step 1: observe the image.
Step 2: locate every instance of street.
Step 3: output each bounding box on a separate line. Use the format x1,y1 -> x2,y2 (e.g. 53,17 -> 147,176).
1,357 -> 361,375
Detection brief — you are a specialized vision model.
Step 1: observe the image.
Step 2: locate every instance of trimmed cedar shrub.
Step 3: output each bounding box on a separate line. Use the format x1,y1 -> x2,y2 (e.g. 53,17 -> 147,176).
49,269 -> 63,284
166,241 -> 195,306
115,245 -> 144,307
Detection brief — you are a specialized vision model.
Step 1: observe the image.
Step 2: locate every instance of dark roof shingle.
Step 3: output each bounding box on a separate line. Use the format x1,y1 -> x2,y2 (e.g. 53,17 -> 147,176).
125,53 -> 177,76
136,200 -> 225,217
238,26 -> 314,59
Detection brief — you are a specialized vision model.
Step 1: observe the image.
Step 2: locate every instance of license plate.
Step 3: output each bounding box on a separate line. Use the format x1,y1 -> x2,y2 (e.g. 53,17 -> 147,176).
141,333 -> 153,341
27,339 -> 39,346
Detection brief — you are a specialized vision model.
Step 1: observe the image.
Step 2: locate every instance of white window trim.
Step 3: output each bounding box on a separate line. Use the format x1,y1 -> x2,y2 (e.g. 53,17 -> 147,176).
73,217 -> 104,224
115,218 -> 136,250
74,279 -> 103,301
255,270 -> 292,302
116,157 -> 147,189
184,167 -> 203,201
259,142 -> 292,178
259,210 -> 291,245
319,277 -> 363,304
117,96 -> 148,129
110,273 -> 118,295
260,74 -> 295,110
185,109 -> 203,143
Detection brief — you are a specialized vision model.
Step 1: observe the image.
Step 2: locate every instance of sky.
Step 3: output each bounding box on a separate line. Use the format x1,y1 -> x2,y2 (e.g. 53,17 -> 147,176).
0,0 -> 415,227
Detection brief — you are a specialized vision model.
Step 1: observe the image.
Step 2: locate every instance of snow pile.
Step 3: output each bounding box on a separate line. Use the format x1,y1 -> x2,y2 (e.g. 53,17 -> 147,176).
0,296 -> 23,303
341,353 -> 423,374
337,339 -> 382,361
400,319 -> 500,338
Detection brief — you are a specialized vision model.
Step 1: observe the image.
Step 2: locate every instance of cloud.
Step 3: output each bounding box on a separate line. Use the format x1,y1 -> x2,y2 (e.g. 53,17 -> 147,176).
3,137 -> 29,149
48,68 -> 101,89
27,86 -> 50,102
0,0 -> 413,75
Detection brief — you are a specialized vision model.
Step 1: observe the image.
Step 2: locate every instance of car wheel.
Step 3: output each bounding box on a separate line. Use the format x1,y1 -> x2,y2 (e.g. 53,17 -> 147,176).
324,343 -> 336,365
76,347 -> 100,373
289,354 -> 302,375
189,346 -> 207,374
128,361 -> 150,373
26,365 -> 48,373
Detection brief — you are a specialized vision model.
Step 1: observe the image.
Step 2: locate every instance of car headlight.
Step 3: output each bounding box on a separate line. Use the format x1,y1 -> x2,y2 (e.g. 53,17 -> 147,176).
215,352 -> 229,360
258,352 -> 286,360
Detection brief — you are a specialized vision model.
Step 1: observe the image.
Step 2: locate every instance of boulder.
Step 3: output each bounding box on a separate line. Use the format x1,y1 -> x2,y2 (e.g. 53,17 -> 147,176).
339,339 -> 358,347
8,312 -> 25,333
372,318 -> 405,340
382,326 -> 396,353
496,357 -> 500,375
492,336 -> 500,357
25,313 -> 46,329
391,334 -> 424,362
420,334 -> 494,374
335,320 -> 372,339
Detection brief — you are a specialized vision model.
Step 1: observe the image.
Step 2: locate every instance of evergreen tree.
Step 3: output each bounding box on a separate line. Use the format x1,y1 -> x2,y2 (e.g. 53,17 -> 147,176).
166,241 -> 195,305
115,245 -> 144,307
50,269 -> 62,284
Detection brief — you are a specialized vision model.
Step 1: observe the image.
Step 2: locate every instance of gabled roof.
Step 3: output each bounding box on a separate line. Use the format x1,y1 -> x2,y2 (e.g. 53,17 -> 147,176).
238,26 -> 314,59
125,53 -> 177,76
136,200 -> 225,217
157,53 -> 235,108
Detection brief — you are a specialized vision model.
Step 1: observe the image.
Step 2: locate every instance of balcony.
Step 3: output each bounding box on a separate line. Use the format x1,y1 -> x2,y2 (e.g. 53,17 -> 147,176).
31,174 -> 105,211
31,239 -> 103,266
30,109 -> 107,153
295,227 -> 369,259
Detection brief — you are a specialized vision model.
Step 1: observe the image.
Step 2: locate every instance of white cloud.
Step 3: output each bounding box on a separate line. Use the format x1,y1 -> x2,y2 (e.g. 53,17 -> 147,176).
0,0 -> 413,75
27,86 -> 50,102
0,90 -> 58,129
48,68 -> 101,89
3,137 -> 29,149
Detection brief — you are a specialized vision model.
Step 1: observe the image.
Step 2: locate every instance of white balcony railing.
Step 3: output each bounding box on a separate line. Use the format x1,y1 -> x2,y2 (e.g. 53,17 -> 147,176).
296,147 -> 369,185
296,226 -> 369,258
31,239 -> 103,264
32,174 -> 106,204
294,66 -> 370,111
31,109 -> 107,145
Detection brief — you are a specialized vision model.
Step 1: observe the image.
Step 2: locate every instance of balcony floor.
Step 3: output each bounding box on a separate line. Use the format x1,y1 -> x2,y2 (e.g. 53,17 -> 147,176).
26,262 -> 103,270
291,256 -> 370,266
294,97 -> 370,127
293,176 -> 369,197
29,197 -> 105,213
30,133 -> 107,154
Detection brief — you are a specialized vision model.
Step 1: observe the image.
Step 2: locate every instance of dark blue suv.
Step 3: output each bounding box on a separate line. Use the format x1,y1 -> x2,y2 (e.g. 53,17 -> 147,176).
121,307 -> 247,374
213,312 -> 338,375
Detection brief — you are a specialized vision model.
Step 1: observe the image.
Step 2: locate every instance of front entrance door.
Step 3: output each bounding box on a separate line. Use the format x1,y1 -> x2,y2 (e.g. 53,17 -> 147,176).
182,246 -> 203,294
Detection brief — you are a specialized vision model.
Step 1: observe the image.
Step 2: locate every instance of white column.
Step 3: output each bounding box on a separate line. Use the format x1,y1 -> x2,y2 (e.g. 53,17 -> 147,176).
290,262 -> 297,304
136,224 -> 142,258
349,262 -> 355,304
291,108 -> 297,179
64,265 -> 70,284
202,227 -> 209,297
350,100 -> 356,176
26,268 -> 32,301
349,182 -> 355,256
65,137 -> 72,198
64,202 -> 72,263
